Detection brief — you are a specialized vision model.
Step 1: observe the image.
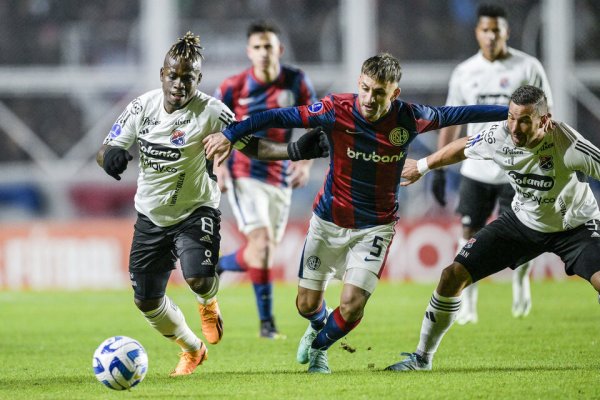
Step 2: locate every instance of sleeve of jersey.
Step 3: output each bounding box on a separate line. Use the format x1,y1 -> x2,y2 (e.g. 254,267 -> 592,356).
463,130 -> 497,161
223,107 -> 308,143
411,104 -> 508,133
562,126 -> 600,181
102,100 -> 139,149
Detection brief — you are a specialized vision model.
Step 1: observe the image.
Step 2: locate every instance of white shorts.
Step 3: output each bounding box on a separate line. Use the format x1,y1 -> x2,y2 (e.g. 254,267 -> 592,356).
226,177 -> 292,243
298,214 -> 396,293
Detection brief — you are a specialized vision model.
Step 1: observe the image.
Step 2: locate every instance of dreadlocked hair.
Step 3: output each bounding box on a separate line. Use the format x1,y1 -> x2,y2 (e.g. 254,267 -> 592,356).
168,31 -> 204,62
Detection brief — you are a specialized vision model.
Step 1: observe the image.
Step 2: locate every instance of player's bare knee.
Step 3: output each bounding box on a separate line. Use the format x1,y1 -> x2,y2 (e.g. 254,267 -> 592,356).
134,297 -> 161,312
296,287 -> 323,314
186,276 -> 216,296
438,262 -> 472,296
296,295 -> 321,315
590,270 -> 600,293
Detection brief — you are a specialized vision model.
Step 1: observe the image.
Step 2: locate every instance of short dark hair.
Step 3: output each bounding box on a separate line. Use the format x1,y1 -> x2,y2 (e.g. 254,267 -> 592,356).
247,20 -> 280,38
361,52 -> 402,84
167,31 -> 203,62
477,4 -> 507,19
510,85 -> 548,114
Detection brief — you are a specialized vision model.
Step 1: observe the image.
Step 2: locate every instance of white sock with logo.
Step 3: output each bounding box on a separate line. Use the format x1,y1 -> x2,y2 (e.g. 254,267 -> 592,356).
416,291 -> 461,361
142,296 -> 201,352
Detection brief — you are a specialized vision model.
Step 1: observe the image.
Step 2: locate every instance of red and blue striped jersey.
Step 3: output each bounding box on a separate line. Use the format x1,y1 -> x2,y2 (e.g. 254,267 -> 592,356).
224,93 -> 508,228
215,65 -> 317,187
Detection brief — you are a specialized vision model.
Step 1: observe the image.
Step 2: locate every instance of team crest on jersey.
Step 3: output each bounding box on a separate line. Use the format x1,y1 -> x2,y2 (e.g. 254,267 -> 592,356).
500,77 -> 510,88
308,102 -> 323,113
306,255 -> 321,271
109,123 -> 122,139
389,127 -> 409,146
170,130 -> 186,146
539,155 -> 553,171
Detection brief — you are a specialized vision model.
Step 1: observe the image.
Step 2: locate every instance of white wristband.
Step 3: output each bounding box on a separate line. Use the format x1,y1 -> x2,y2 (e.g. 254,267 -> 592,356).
416,158 -> 430,175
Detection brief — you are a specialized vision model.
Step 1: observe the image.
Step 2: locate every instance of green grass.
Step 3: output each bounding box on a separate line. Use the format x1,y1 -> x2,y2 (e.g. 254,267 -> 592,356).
1,280 -> 598,399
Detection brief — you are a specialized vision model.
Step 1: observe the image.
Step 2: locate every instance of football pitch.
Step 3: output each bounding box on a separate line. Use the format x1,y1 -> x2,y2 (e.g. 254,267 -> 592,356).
1,280 -> 598,399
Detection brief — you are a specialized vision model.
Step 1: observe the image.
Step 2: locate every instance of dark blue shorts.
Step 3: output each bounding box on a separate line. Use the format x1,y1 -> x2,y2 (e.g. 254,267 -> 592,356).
129,206 -> 221,300
455,210 -> 600,283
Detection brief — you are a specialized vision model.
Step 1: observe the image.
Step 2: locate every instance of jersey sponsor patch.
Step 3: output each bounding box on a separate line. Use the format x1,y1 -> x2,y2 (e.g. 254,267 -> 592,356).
508,171 -> 554,191
138,138 -> 181,161
308,102 -> 323,113
109,123 -> 122,139
170,130 -> 186,146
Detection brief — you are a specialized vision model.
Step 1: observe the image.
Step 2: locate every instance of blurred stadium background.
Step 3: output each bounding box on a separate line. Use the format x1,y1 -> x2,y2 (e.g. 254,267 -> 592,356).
1,0 -> 599,289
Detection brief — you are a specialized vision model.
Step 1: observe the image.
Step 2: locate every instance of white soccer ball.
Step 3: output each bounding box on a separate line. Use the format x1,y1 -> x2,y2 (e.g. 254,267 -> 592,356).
92,336 -> 148,390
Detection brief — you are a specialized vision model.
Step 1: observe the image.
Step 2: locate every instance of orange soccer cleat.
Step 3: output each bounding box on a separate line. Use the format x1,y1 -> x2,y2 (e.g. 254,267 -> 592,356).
169,343 -> 208,377
198,298 -> 223,344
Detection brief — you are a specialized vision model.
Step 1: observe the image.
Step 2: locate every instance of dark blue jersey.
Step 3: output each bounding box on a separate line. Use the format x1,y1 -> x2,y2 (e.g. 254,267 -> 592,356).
224,93 -> 507,228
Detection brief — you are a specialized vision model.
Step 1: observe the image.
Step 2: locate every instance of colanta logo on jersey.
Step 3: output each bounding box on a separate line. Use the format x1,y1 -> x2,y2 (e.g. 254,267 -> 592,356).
170,130 -> 186,146
347,147 -> 405,163
138,138 -> 181,161
508,171 -> 554,191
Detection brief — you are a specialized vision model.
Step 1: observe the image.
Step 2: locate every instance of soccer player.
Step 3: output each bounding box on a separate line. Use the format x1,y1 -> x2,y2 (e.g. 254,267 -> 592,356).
387,85 -> 600,371
213,21 -> 318,339
96,32 -> 328,377
203,52 -> 508,374
431,4 -> 553,324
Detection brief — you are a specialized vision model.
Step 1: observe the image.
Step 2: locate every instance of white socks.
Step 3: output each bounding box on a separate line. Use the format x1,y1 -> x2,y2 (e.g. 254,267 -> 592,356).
142,296 -> 201,352
512,261 -> 533,317
416,291 -> 461,361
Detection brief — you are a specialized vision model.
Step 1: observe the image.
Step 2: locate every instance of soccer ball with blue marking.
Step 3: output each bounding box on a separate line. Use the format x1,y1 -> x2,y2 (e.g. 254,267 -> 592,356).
92,336 -> 148,390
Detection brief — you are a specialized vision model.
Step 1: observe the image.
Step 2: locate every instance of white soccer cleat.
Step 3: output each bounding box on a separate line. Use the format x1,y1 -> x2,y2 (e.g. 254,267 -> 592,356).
385,352 -> 432,371
307,348 -> 331,374
296,324 -> 318,364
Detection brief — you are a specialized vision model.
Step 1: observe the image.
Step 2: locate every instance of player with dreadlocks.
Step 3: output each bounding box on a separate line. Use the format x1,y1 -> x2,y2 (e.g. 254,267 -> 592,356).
97,32 -> 328,376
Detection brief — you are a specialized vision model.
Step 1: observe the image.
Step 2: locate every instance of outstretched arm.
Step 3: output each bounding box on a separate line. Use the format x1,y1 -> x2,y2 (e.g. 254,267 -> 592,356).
203,127 -> 329,165
401,136 -> 468,186
240,126 -> 329,161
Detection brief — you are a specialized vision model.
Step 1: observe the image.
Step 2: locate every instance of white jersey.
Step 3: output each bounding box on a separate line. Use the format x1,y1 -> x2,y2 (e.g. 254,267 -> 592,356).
464,121 -> 600,232
446,47 -> 553,184
103,89 -> 234,227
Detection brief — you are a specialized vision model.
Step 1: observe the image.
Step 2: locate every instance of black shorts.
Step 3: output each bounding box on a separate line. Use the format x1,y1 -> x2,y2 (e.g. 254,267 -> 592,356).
129,206 -> 221,300
455,210 -> 600,283
456,176 -> 514,228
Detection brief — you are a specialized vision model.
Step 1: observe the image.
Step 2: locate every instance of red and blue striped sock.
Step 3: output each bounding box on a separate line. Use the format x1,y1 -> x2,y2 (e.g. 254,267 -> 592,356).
298,299 -> 328,331
248,267 -> 272,321
218,248 -> 247,273
311,307 -> 361,350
